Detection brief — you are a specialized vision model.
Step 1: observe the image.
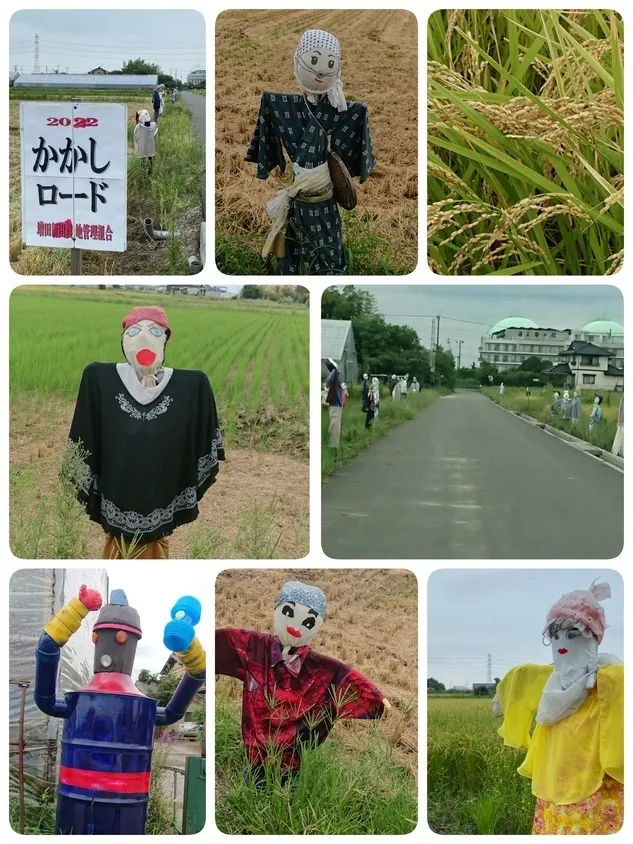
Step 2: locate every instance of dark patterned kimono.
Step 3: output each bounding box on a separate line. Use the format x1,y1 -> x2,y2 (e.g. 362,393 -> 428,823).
246,92 -> 375,275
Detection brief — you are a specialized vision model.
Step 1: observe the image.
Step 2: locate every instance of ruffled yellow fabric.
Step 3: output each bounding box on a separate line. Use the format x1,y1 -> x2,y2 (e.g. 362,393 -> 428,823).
497,663 -> 623,805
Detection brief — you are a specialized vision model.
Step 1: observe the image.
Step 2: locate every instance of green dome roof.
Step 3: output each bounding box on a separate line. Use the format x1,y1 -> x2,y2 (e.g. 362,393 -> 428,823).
488,316 -> 539,337
580,319 -> 624,336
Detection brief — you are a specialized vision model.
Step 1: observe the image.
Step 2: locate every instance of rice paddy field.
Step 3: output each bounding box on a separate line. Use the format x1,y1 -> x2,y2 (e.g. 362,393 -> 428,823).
9,286 -> 309,559
482,385 -> 622,451
216,568 -> 418,834
215,9 -> 418,275
428,9 -> 624,275
428,696 -> 535,834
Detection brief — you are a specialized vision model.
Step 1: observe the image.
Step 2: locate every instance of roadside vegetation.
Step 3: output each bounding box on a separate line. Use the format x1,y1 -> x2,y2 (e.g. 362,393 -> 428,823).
483,385 -> 621,451
428,9 -> 623,275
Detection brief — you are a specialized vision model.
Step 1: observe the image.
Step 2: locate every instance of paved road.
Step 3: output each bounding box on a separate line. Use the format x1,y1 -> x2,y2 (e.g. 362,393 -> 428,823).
322,392 -> 623,559
180,92 -> 206,142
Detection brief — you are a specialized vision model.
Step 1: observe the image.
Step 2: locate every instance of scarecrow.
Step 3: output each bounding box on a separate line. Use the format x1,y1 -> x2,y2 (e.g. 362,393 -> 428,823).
216,580 -> 390,783
493,580 -> 623,834
33,587 -> 206,835
67,305 -> 224,559
589,395 -> 603,430
133,109 -> 158,174
246,29 -> 375,275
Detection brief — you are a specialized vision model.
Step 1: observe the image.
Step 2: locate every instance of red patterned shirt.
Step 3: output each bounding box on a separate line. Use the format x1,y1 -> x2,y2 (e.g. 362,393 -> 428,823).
216,628 -> 385,770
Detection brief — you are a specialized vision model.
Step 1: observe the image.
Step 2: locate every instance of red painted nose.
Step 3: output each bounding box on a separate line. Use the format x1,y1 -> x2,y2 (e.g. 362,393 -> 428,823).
558,648 -> 568,655
136,349 -> 156,366
286,626 -> 301,638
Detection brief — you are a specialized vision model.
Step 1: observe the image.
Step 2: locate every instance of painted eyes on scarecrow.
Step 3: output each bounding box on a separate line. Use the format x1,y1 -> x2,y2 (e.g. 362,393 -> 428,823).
92,631 -> 128,643
280,604 -> 317,629
309,55 -> 335,69
553,631 -> 580,641
126,326 -> 164,337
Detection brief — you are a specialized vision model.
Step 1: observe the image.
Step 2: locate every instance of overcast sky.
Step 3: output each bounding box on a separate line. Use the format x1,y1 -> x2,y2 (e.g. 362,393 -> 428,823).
427,568 -> 623,689
357,285 -> 624,368
10,10 -> 205,79
106,568 -> 212,681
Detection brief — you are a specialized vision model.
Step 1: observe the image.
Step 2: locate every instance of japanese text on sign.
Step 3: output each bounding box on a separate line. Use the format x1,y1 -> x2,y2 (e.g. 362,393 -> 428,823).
20,102 -> 127,252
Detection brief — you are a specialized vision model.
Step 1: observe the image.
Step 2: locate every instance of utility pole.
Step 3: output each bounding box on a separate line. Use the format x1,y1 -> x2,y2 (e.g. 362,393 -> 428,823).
34,33 -> 40,74
487,653 -> 492,684
457,339 -> 464,369
430,318 -> 436,373
436,315 -> 441,352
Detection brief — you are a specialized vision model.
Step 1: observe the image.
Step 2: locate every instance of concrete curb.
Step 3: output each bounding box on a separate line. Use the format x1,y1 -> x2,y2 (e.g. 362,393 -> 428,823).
489,399 -> 624,472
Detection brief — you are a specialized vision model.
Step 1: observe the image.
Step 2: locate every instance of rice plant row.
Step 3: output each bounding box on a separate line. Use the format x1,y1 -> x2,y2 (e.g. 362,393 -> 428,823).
428,9 -> 624,275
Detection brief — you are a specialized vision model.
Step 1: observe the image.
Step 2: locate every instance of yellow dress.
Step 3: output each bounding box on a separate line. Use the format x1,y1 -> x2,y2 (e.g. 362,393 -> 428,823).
496,663 -> 623,834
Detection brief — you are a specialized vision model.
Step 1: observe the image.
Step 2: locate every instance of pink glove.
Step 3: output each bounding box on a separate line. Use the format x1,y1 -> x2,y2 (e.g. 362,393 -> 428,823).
78,585 -> 103,611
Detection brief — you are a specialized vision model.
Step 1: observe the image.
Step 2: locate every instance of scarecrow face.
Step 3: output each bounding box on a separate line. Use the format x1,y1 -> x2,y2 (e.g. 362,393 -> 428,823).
122,319 -> 168,373
547,620 -> 596,688
295,47 -> 340,94
274,600 -> 323,649
92,626 -> 140,675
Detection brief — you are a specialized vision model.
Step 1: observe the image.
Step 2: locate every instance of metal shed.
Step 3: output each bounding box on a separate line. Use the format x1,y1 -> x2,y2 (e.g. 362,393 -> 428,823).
14,73 -> 158,89
321,319 -> 359,383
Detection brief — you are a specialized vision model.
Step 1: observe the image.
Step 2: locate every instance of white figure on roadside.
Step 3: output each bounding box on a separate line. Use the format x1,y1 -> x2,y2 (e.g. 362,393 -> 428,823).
411,377 -> 420,393
400,374 -> 409,400
571,390 -> 581,428
370,377 -> 380,419
392,378 -> 402,402
612,394 -> 623,456
499,382 -> 505,396
562,389 -> 572,419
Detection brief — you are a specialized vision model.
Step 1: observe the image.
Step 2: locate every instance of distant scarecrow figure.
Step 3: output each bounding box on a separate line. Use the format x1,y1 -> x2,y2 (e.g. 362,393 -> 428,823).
67,305 -> 225,559
493,580 -> 623,834
216,580 -> 390,785
589,395 -> 603,430
246,29 -> 375,275
133,109 -> 158,174
611,395 -> 623,456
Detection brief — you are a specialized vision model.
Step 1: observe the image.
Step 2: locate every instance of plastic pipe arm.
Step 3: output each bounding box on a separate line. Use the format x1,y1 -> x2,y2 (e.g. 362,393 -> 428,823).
33,632 -> 69,718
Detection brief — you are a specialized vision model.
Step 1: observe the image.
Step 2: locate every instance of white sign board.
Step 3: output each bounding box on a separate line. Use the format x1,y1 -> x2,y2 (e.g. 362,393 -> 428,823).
21,102 -> 127,252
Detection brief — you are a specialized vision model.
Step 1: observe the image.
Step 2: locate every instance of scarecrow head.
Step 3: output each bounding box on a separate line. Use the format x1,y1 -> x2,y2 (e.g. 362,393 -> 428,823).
542,580 -> 610,688
92,589 -> 142,676
121,306 -> 171,386
274,580 -> 326,650
294,29 -> 346,111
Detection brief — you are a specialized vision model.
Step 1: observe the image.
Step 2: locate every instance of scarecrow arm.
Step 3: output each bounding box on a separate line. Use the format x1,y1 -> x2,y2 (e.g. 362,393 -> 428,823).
157,637 -> 206,726
333,666 -> 386,720
215,628 -> 248,680
34,586 -> 102,718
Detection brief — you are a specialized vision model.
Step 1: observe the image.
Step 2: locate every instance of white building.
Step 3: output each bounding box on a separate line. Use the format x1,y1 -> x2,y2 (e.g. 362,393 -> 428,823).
545,341 -> 624,391
573,319 -> 624,369
14,73 -> 157,89
187,66 -> 205,87
479,317 -> 572,371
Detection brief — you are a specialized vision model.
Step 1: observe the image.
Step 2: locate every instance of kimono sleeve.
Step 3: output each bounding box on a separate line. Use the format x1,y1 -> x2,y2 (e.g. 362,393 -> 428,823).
196,371 -> 225,502
598,663 -> 624,784
67,363 -> 102,517
245,92 -> 286,180
334,666 -> 385,720
333,102 -> 376,183
496,663 -> 552,750
215,628 -> 250,680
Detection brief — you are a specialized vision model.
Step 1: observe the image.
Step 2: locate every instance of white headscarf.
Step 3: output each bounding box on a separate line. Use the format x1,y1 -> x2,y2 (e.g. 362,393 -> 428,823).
294,29 -> 347,112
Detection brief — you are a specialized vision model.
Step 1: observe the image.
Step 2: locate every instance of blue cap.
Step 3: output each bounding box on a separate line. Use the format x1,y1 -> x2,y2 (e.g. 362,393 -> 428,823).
110,589 -> 128,606
275,580 -> 327,619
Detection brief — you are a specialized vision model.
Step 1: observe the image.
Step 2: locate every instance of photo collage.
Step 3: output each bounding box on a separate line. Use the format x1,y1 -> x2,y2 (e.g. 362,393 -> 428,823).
4,4 -> 625,838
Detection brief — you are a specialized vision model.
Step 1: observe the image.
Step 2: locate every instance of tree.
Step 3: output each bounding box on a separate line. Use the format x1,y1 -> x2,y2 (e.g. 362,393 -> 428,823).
121,58 -> 159,75
155,671 -> 180,706
433,345 -> 456,389
427,677 -> 446,692
137,668 -> 155,684
519,356 -> 548,372
321,285 -> 376,320
241,284 -> 263,300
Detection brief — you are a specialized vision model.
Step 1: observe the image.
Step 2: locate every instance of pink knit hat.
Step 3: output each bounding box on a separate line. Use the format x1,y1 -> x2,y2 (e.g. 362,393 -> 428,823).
544,580 -> 610,643
122,306 -> 171,338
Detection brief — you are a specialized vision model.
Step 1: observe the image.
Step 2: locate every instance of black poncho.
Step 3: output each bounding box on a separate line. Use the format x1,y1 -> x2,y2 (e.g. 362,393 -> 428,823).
246,91 -> 375,275
68,363 -> 225,543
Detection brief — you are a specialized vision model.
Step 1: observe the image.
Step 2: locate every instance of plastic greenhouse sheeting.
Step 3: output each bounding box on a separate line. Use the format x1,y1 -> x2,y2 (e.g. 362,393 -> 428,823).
9,569 -> 109,799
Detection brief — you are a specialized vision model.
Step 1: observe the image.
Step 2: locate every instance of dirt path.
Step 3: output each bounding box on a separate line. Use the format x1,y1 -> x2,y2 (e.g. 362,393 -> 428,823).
10,395 -> 309,559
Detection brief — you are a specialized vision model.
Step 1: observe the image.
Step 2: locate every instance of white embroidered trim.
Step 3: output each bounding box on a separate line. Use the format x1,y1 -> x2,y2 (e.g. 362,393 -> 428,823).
116,392 -> 173,421
197,431 -> 223,486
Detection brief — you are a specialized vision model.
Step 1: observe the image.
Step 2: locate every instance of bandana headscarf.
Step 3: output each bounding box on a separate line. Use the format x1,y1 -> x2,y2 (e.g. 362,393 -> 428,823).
273,580 -> 326,662
294,29 -> 347,112
536,580 -> 621,725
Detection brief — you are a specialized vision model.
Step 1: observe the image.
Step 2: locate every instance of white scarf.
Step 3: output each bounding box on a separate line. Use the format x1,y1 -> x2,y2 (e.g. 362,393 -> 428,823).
116,362 -> 173,405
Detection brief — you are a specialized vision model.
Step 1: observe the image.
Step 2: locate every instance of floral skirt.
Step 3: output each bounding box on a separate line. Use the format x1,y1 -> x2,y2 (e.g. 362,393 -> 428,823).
532,776 -> 623,834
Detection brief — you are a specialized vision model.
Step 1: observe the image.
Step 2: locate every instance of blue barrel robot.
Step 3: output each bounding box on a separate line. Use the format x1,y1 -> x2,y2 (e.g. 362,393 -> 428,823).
34,586 -> 205,835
